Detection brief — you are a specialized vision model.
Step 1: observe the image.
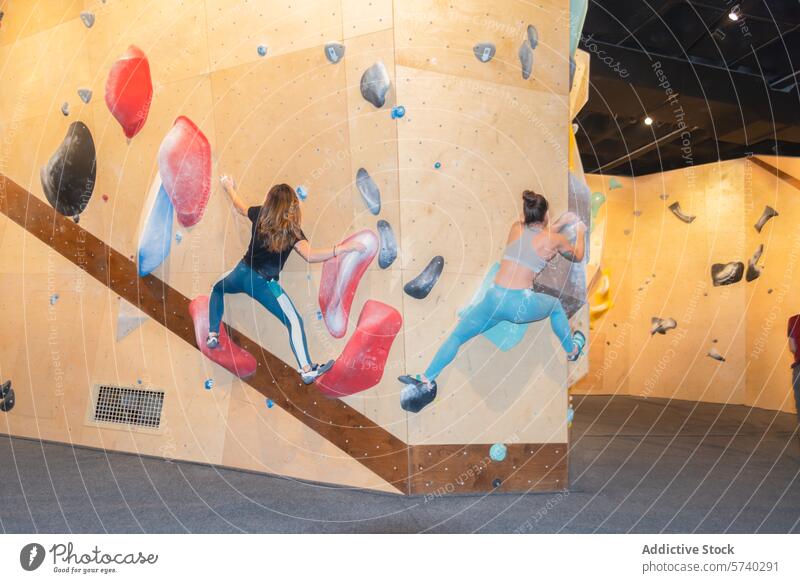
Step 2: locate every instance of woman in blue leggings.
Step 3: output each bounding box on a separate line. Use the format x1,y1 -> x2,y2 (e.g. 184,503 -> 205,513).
399,191 -> 587,412
208,176 -> 362,384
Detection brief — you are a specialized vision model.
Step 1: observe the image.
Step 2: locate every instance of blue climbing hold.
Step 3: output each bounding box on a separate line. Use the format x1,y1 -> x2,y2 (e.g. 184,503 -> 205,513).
391,105 -> 405,119
257,45 -> 268,57
204,378 -> 214,390
567,406 -> 575,423
316,310 -> 323,320
296,185 -> 308,201
138,181 -> 174,276
49,293 -> 59,305
137,379 -> 142,385
175,232 -> 183,244
489,443 -> 507,462
434,162 -> 441,169
266,398 -> 274,408
492,478 -> 502,488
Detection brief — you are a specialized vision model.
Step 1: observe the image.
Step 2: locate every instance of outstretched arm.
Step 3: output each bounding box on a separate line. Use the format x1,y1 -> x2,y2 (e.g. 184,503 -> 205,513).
294,239 -> 365,264
556,221 -> 587,262
220,175 -> 249,216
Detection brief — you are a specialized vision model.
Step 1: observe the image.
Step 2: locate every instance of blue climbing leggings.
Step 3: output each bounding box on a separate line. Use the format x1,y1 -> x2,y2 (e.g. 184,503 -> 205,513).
209,261 -> 311,369
424,284 -> 575,381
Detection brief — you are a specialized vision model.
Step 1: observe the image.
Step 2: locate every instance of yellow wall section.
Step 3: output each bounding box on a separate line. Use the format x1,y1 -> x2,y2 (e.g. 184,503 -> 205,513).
0,0 -> 572,487
578,158 -> 799,416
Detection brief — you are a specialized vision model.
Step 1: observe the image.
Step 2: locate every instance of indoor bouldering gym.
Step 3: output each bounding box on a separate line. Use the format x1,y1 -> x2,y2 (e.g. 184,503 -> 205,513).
0,0 -> 799,579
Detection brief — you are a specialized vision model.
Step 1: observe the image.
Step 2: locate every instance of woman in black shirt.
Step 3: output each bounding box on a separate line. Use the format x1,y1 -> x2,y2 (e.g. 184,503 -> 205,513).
208,177 -> 362,384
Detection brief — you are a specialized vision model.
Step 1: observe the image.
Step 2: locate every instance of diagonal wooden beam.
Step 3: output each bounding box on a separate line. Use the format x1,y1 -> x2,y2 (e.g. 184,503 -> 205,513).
750,156 -> 800,191
0,174 -> 567,495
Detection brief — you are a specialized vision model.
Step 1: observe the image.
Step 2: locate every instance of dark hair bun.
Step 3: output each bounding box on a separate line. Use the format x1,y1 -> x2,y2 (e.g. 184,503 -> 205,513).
522,190 -> 548,224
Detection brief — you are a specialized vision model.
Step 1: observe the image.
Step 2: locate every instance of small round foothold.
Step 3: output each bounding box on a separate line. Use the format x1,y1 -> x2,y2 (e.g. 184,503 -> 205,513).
489,443 -> 507,462
102,194 -> 109,202
296,185 -> 308,201
391,105 -> 406,119
49,293 -> 59,305
434,162 -> 441,169
266,398 -> 274,408
137,379 -> 142,385
175,232 -> 183,243
204,378 -> 214,390
492,478 -> 502,488
257,44 -> 267,57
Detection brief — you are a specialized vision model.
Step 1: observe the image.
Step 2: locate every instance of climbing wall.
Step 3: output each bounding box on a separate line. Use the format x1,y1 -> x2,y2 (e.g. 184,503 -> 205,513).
0,0 -> 574,493
576,156 -> 800,416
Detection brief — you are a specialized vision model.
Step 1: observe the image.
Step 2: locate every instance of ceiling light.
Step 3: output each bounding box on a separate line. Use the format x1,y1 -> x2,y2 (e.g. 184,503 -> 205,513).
644,116 -> 653,126
728,6 -> 740,21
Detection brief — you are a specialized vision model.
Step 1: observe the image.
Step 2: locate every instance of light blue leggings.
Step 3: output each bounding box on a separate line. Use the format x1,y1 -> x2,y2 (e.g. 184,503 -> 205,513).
424,284 -> 574,381
209,261 -> 312,369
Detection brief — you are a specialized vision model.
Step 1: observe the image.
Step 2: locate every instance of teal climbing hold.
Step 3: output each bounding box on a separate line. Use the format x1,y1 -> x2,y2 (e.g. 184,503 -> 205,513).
391,105 -> 405,119
204,379 -> 214,390
434,162 -> 441,169
490,443 -> 507,462
591,192 -> 606,219
609,177 -> 622,190
296,185 -> 308,201
266,399 -> 274,408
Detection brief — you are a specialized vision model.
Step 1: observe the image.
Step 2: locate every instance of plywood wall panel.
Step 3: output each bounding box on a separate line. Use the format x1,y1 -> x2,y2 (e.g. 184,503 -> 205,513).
205,0 -> 342,72
0,18 -> 91,123
86,0 -> 210,85
394,0 -> 569,94
402,270 -> 567,444
342,0 -> 393,39
0,0 -> 84,46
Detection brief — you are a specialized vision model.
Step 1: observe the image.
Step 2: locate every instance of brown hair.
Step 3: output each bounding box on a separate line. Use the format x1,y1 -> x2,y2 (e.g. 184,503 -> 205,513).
522,190 -> 548,225
256,184 -> 303,252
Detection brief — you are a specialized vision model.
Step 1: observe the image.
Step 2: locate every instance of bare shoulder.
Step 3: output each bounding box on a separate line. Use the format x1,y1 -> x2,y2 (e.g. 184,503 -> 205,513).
506,221 -> 524,241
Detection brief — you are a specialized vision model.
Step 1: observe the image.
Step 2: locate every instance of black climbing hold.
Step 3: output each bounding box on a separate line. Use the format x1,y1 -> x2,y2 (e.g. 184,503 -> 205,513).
668,201 -> 695,223
77,88 -> 93,104
377,219 -> 397,269
650,317 -> 677,335
492,478 -> 502,488
527,25 -> 539,50
473,43 -> 496,63
356,168 -> 381,215
754,205 -> 778,233
40,121 -> 96,218
324,42 -> 345,64
0,381 -> 14,413
399,376 -> 437,413
711,262 -> 744,287
360,62 -> 390,108
746,244 -> 763,282
404,256 -> 444,299
80,12 -> 94,28
518,41 -> 533,80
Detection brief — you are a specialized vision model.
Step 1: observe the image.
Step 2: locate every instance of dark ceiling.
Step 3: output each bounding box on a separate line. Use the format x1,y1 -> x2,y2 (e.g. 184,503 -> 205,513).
576,0 -> 800,176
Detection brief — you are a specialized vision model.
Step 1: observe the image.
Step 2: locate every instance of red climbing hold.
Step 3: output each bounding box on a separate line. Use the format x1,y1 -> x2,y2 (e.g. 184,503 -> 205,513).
104,45 -> 153,139
189,295 -> 257,379
158,116 -> 212,227
318,229 -> 378,338
316,300 -> 402,397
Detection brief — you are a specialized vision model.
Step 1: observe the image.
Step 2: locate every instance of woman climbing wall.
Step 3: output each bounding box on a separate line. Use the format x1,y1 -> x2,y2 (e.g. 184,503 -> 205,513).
399,191 -> 587,412
208,176 -> 363,384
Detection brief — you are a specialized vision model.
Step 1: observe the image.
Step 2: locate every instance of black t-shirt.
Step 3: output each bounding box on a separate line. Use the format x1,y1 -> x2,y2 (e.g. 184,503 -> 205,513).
242,206 -> 306,280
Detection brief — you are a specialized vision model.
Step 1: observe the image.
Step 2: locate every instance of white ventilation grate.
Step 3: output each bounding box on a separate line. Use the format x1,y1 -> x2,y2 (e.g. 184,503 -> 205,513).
93,385 -> 164,428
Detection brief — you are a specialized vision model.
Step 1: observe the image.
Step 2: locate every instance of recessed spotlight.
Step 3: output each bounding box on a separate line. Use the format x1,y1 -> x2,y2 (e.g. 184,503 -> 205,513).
644,116 -> 653,126
728,5 -> 740,21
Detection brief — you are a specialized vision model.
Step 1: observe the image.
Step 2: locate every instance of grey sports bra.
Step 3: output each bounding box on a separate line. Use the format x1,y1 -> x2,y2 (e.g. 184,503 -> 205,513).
503,224 -> 548,273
